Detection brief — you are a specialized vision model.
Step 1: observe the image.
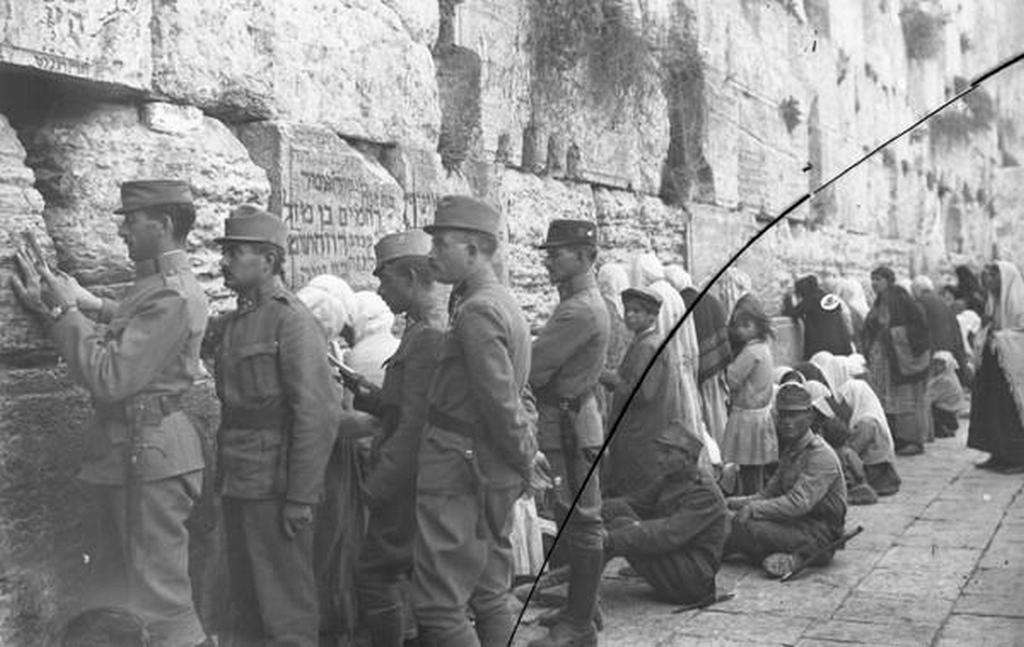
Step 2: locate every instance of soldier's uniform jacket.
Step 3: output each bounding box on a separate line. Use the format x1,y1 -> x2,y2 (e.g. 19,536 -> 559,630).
607,470 -> 727,585
355,306 -> 445,503
215,276 -> 342,505
747,431 -> 847,534
421,272 -> 536,492
51,250 -> 208,484
530,272 -> 610,450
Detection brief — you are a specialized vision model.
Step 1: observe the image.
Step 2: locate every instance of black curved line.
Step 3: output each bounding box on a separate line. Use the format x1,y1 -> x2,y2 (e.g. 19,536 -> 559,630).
507,52 -> 1024,646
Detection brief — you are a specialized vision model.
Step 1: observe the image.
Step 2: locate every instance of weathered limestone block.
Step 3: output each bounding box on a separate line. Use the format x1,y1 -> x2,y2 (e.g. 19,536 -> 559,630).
23,102 -> 270,306
152,0 -> 440,149
0,114 -> 55,359
0,0 -> 151,89
381,0 -> 441,45
593,188 -> 689,268
236,122 -> 406,291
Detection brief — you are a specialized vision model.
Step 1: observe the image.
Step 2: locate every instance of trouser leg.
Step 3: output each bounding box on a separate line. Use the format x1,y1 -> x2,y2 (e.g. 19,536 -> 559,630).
356,495 -> 416,647
223,497 -> 317,647
91,474 -> 206,647
725,515 -> 832,563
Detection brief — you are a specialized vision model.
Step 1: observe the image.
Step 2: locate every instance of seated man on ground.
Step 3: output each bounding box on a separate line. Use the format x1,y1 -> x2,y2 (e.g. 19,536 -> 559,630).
724,383 -> 848,578
602,424 -> 727,605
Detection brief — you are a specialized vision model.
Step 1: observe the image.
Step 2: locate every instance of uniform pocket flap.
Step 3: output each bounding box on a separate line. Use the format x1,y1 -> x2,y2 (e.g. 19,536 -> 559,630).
427,427 -> 475,454
234,341 -> 279,359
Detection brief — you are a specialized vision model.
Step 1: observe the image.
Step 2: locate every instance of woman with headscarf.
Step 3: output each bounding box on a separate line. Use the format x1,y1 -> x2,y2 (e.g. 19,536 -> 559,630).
630,253 -> 703,446
597,263 -> 633,425
863,266 -> 932,456
783,275 -> 853,359
929,351 -> 966,439
838,379 -> 901,495
676,269 -> 733,449
346,291 -> 400,389
836,277 -> 870,345
968,262 -> 1024,473
955,265 -> 987,317
804,380 -> 878,505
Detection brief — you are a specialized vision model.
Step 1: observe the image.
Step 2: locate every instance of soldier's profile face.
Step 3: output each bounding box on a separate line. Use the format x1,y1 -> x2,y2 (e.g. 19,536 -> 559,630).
118,211 -> 163,262
220,242 -> 269,290
377,263 -> 412,314
429,232 -> 470,285
542,246 -> 580,284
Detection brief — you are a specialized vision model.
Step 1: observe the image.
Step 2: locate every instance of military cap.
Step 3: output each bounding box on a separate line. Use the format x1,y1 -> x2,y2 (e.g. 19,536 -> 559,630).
538,219 -> 598,249
373,229 -> 432,275
621,286 -> 662,313
424,195 -> 501,237
214,204 -> 288,249
654,421 -> 704,455
776,382 -> 813,412
114,179 -> 193,214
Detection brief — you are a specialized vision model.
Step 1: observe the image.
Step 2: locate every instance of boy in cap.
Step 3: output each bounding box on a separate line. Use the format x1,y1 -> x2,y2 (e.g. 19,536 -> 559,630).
412,196 -> 541,647
212,204 -> 342,646
602,423 -> 727,605
725,382 -> 847,577
528,220 -> 610,647
347,229 -> 445,647
602,287 -> 694,497
12,179 -> 210,646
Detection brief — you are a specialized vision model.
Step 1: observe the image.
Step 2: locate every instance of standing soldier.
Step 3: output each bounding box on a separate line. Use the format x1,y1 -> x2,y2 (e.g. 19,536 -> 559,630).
528,220 -> 610,647
212,205 -> 342,646
349,230 -> 445,646
413,196 -> 541,647
11,180 -> 209,646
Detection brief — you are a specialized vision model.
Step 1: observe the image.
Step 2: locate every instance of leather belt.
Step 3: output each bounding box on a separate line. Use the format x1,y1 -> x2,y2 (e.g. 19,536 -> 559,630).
427,407 -> 477,437
535,389 -> 593,413
96,393 -> 183,425
221,406 -> 288,430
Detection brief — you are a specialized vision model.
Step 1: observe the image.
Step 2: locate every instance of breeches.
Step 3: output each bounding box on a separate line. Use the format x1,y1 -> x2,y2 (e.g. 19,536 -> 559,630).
726,514 -> 836,562
545,446 -> 604,551
89,473 -> 205,647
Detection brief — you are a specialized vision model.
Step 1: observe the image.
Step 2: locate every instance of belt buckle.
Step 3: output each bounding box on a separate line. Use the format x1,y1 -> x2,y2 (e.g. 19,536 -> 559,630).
558,400 -> 571,412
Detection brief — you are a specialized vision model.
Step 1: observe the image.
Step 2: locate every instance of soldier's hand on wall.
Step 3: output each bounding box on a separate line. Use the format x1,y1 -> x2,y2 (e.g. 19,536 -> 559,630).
10,248 -> 54,318
53,270 -> 103,312
281,501 -> 314,539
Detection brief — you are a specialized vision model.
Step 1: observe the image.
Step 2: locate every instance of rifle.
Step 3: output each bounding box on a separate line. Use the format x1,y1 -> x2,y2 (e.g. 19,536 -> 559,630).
780,525 -> 864,582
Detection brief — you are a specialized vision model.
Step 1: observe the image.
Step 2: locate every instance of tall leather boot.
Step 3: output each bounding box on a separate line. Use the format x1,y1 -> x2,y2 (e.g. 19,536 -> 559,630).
527,548 -> 603,647
364,604 -> 404,647
474,607 -> 515,647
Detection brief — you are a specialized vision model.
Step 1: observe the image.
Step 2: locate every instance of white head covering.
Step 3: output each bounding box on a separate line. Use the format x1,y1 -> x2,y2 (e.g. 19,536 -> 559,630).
992,261 -> 1024,332
839,379 -> 893,440
929,350 -> 965,413
296,274 -> 357,340
804,380 -> 836,417
811,351 -> 854,399
773,365 -> 794,384
352,291 -> 396,343
346,291 -> 400,388
716,267 -> 753,318
836,277 -> 870,319
664,264 -> 693,292
911,275 -> 935,297
630,252 -> 666,288
598,263 -> 631,318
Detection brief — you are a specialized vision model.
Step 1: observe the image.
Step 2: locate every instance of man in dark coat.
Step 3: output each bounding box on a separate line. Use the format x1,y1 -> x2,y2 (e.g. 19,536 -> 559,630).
784,275 -> 853,359
602,426 -> 727,604
911,275 -> 966,379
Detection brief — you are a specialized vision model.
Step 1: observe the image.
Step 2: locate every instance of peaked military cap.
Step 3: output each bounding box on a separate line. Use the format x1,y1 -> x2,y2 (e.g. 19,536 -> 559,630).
621,286 -> 662,313
538,219 -> 598,249
114,179 -> 193,214
374,229 -> 432,275
654,421 -> 704,455
776,382 -> 813,412
214,204 -> 288,249
424,195 -> 501,237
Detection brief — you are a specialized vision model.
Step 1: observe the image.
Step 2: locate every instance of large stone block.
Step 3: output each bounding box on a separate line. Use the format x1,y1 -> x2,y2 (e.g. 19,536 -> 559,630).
0,113 -> 55,360
236,122 -> 406,291
593,188 -> 689,268
22,102 -> 270,307
0,0 -> 151,89
152,0 -> 441,149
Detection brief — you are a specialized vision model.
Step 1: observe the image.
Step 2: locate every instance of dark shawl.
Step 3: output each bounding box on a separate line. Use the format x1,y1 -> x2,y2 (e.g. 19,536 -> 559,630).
784,275 -> 852,359
681,288 -> 732,383
916,290 -> 966,371
863,286 -> 931,383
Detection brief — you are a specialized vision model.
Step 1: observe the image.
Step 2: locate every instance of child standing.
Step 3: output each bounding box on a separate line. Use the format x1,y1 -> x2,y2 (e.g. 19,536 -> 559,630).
723,304 -> 778,494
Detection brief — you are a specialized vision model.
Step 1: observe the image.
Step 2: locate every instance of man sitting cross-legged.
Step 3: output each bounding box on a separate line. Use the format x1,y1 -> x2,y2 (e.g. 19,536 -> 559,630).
725,382 -> 848,578
602,423 -> 728,605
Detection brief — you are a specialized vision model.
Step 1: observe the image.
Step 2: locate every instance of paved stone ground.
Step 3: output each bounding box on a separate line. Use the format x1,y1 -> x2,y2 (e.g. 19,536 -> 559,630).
512,420 -> 1024,646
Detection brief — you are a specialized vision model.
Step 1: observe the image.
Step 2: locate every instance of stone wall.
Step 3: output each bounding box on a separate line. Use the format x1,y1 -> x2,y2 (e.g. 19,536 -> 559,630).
2,0 -> 1024,642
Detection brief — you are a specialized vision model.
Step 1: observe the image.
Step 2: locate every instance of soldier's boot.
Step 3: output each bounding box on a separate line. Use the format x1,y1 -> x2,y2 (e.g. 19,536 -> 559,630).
474,608 -> 515,647
365,605 -> 404,647
527,548 -> 603,647
536,601 -> 604,631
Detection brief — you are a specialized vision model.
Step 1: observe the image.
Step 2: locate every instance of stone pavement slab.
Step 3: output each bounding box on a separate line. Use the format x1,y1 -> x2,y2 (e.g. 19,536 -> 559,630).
512,426 -> 1024,646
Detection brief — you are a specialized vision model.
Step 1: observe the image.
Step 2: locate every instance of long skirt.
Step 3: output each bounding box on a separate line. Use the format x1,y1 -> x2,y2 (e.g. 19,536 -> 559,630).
967,345 -> 1024,465
721,407 -> 778,466
867,343 -> 928,447
701,374 -> 729,447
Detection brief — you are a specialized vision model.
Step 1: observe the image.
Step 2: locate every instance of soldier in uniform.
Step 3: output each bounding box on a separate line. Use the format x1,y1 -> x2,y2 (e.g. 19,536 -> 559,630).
12,180 -> 209,646
412,196 -> 541,647
212,205 -> 342,646
348,229 -> 445,646
528,220 -> 609,647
